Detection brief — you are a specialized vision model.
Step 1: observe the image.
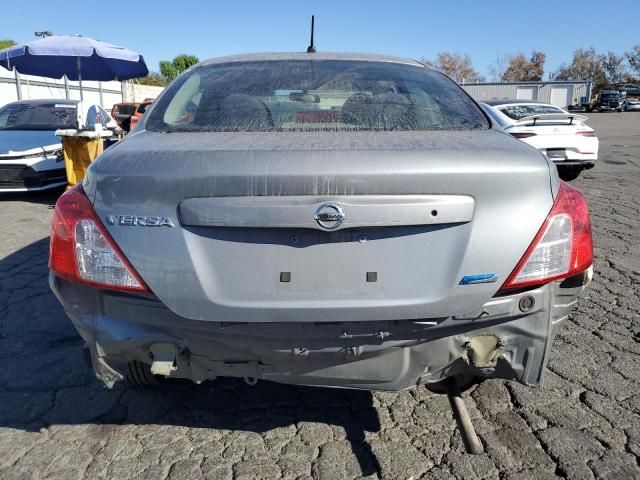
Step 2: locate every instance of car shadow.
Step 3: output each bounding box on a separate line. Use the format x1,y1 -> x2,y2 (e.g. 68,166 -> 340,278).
0,237 -> 382,476
0,187 -> 64,206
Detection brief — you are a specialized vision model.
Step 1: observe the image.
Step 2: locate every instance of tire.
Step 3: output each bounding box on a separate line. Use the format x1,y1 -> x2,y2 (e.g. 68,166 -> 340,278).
558,168 -> 581,181
125,360 -> 163,387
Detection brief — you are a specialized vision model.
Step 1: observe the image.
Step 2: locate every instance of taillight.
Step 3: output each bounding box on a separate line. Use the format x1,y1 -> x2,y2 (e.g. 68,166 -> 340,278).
49,185 -> 148,292
497,181 -> 592,294
130,115 -> 140,128
510,132 -> 537,139
576,130 -> 596,137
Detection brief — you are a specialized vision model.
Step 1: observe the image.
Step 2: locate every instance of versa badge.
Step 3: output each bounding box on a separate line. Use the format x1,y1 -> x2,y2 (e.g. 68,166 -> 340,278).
107,215 -> 174,227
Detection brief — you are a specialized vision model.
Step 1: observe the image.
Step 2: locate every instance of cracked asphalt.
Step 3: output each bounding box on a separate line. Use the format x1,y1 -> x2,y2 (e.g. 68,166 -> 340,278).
1,113 -> 639,480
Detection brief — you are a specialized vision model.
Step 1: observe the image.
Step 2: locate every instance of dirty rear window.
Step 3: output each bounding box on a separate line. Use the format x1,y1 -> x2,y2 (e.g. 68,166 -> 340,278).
146,60 -> 489,132
499,104 -> 564,120
0,102 -> 77,131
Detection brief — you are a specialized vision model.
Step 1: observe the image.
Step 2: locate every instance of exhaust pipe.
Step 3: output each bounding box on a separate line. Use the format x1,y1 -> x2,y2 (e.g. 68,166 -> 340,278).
447,377 -> 484,454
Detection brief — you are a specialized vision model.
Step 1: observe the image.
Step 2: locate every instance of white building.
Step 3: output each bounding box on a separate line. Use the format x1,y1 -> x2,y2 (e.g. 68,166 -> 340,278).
461,81 -> 593,108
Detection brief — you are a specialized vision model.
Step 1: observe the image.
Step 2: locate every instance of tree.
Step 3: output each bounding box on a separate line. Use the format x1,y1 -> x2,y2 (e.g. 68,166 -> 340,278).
602,52 -> 626,85
552,47 -> 608,91
138,72 -> 167,87
501,51 -> 546,82
502,54 -> 529,81
159,54 -> 199,82
0,39 -> 16,50
527,51 -> 546,81
487,54 -> 508,82
626,44 -> 640,78
430,52 -> 483,83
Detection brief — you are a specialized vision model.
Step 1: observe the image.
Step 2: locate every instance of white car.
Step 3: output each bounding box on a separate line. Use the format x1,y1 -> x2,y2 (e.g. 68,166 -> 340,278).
623,98 -> 640,111
480,100 -> 598,181
0,99 -> 115,192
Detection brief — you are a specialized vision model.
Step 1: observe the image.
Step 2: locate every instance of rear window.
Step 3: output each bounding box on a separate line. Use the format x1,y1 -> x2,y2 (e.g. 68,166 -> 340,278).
0,102 -> 77,130
137,102 -> 152,114
114,104 -> 138,116
146,60 -> 489,132
499,104 -> 564,120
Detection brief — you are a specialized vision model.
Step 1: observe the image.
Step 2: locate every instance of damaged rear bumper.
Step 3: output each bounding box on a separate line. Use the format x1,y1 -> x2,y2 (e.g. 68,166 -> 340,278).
49,270 -> 590,391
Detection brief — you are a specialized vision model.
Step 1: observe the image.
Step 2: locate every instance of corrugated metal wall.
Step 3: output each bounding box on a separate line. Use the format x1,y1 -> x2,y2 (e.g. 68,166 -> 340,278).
461,81 -> 592,107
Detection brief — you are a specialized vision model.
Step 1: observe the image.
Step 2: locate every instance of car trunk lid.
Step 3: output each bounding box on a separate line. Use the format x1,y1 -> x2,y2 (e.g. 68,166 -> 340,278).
86,129 -> 554,322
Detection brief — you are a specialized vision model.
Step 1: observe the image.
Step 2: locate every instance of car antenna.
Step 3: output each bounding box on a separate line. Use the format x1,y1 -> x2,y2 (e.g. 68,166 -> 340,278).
306,15 -> 317,53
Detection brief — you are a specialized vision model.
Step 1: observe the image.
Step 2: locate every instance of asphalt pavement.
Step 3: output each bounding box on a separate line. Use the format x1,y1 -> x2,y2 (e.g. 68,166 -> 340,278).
0,112 -> 639,479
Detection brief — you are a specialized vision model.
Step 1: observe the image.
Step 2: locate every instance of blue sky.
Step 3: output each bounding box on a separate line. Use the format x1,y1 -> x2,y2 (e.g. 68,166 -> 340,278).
2,0 -> 638,78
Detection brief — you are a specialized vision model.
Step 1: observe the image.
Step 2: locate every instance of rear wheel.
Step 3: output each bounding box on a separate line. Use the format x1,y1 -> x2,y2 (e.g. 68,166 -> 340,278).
125,360 -> 163,387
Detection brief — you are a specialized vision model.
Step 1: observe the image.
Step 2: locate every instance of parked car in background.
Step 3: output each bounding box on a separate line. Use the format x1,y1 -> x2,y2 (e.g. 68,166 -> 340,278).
111,102 -> 139,132
128,98 -> 154,130
50,53 -> 593,395
623,98 -> 640,111
0,99 -> 115,192
480,100 -> 598,181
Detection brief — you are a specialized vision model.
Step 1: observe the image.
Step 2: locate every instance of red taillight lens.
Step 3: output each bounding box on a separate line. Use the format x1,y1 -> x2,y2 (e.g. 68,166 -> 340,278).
497,181 -> 592,294
50,193 -> 79,280
510,132 -> 537,139
49,185 -> 149,292
576,130 -> 596,137
130,115 -> 140,128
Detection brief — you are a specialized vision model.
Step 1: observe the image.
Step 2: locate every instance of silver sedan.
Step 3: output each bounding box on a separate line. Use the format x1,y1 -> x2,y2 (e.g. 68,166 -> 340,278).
49,53 -> 593,396
624,98 -> 640,111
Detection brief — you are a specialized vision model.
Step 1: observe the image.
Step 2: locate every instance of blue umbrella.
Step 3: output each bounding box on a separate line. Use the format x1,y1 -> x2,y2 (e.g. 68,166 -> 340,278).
0,35 -> 149,100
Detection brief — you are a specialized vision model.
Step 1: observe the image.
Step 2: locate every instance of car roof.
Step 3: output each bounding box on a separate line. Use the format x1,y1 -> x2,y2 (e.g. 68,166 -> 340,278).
8,99 -> 81,106
200,52 -> 425,68
482,99 -> 548,106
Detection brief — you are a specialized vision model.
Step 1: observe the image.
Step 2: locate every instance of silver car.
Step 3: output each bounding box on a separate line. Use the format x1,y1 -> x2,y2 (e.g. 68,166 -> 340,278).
49,53 -> 593,393
623,98 -> 640,111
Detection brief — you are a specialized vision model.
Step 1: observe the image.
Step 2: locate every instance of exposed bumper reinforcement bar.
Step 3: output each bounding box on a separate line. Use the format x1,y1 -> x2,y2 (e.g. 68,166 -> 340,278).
51,272 -> 590,391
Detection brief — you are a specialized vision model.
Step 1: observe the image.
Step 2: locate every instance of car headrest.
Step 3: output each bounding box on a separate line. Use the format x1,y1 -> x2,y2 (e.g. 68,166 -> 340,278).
342,92 -> 416,130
